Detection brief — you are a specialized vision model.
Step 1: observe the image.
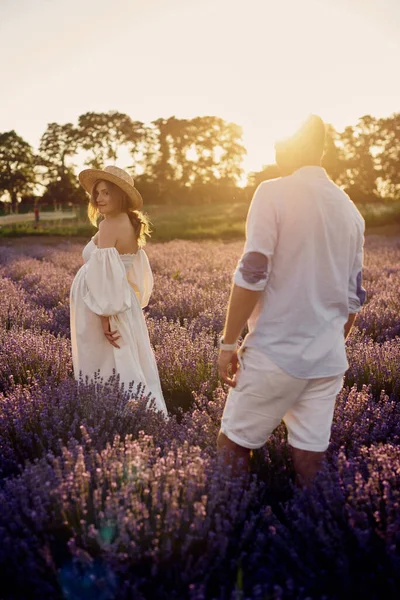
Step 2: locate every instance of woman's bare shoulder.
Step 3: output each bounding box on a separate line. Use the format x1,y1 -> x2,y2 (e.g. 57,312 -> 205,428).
98,219 -> 118,248
117,216 -> 139,253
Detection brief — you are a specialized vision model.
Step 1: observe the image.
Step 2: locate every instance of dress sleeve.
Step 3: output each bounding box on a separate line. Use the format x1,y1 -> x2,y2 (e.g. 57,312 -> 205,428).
83,247 -> 132,316
126,250 -> 154,308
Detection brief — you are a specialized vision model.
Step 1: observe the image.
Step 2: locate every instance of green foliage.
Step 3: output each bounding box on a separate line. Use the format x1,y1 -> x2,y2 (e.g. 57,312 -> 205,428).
378,113 -> 400,197
38,122 -> 79,180
0,131 -> 36,212
41,174 -> 86,209
145,115 -> 246,188
77,111 -> 144,169
149,202 -> 249,241
358,201 -> 400,228
247,164 -> 280,189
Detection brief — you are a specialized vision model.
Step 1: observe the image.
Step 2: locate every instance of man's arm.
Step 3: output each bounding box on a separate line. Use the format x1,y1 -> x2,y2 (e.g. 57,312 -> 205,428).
346,219 -> 366,339
218,284 -> 262,387
222,284 -> 263,345
219,250 -> 270,386
219,248 -> 269,386
218,183 -> 277,386
344,313 -> 357,340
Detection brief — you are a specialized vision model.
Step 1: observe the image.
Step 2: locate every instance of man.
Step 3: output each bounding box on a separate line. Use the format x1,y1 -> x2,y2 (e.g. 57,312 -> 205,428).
217,115 -> 366,485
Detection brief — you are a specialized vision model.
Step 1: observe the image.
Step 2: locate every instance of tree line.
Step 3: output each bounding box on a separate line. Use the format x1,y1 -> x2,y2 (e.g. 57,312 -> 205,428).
0,111 -> 398,213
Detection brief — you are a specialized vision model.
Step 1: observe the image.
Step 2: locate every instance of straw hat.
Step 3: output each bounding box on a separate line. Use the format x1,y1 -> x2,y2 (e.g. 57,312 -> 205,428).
78,165 -> 143,210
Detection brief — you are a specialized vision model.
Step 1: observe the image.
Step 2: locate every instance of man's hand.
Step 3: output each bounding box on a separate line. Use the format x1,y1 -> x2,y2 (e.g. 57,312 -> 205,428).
218,349 -> 240,387
100,316 -> 121,349
218,284 -> 262,387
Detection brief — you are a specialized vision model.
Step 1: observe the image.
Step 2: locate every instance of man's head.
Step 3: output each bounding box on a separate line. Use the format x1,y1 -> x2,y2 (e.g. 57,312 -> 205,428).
274,114 -> 326,176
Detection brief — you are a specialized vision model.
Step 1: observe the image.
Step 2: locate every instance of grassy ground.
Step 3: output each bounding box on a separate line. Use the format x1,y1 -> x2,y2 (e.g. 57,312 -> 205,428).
0,201 -> 399,241
0,203 -> 249,241
0,210 -> 77,226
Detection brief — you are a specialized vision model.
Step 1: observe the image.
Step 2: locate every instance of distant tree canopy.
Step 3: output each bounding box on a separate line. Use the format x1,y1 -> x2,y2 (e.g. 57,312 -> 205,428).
247,164 -> 281,189
38,122 -> 79,181
145,116 -> 246,187
0,111 -> 398,212
76,111 -> 145,169
0,131 -> 36,213
37,122 -> 85,210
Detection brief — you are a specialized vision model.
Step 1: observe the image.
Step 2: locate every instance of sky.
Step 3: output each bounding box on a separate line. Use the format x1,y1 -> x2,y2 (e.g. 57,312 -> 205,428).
0,0 -> 399,174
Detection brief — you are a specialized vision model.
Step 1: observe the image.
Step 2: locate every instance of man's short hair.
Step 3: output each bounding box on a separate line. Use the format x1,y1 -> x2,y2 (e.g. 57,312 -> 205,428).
275,115 -> 326,174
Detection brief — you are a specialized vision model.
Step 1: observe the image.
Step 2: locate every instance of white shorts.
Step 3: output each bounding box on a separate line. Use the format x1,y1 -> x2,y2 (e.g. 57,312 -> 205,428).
221,346 -> 344,452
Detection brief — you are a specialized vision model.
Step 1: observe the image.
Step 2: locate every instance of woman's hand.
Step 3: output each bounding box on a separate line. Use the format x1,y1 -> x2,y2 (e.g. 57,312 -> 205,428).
100,316 -> 121,349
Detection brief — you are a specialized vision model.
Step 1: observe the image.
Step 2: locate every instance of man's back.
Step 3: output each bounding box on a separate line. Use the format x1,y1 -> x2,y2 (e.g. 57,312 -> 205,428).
241,166 -> 365,378
218,117 -> 364,480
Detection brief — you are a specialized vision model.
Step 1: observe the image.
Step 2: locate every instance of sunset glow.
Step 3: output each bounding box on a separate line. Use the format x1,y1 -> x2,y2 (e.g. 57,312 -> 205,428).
1,0 -> 399,173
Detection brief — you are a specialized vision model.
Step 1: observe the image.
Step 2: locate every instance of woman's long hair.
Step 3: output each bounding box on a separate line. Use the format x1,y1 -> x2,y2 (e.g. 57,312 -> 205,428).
88,180 -> 151,247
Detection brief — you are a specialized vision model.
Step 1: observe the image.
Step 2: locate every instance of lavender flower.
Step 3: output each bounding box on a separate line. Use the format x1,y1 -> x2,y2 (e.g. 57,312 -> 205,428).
0,236 -> 399,599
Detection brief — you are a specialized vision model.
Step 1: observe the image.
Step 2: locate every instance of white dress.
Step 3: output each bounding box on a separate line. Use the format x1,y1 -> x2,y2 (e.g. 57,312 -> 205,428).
70,238 -> 167,415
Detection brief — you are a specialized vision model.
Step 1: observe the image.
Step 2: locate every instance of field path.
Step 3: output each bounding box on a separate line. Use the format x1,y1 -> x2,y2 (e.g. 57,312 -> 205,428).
0,211 -> 76,225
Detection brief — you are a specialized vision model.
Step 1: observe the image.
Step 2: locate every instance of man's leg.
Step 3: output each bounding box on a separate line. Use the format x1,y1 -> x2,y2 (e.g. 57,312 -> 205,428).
290,446 -> 325,487
217,429 -> 251,473
284,373 -> 344,487
219,347 -> 310,478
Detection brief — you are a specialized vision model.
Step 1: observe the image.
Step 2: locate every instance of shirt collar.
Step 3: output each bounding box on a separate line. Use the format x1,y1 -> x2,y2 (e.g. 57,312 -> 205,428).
291,166 -> 328,179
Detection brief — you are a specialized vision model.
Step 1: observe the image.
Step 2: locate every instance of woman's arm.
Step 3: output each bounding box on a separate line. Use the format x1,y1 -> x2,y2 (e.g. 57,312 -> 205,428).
97,220 -> 121,347
100,315 -> 121,348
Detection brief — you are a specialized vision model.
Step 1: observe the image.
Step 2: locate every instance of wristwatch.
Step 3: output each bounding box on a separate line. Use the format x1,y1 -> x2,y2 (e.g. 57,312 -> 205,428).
219,336 -> 238,351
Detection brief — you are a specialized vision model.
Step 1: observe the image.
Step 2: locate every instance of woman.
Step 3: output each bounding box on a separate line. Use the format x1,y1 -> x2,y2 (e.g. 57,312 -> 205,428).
70,165 -> 167,416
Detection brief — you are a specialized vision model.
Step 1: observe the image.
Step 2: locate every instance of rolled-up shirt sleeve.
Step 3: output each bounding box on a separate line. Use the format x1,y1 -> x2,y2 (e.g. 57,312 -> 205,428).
234,182 -> 278,291
348,224 -> 367,313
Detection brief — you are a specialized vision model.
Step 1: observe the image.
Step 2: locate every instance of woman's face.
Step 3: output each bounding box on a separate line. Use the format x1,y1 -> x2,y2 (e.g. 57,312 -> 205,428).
93,181 -> 121,216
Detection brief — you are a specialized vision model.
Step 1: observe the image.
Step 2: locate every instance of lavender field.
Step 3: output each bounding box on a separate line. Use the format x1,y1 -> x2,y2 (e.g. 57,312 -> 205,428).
0,237 -> 400,600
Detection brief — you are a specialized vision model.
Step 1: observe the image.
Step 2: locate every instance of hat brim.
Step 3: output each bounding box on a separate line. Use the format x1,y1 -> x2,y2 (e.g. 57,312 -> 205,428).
78,169 -> 143,211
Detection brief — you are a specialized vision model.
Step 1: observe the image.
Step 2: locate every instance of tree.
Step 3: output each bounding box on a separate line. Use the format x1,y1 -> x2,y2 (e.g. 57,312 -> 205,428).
339,116 -> 380,202
146,117 -> 177,188
181,116 -> 246,186
40,172 -> 87,210
37,122 -> 82,210
145,116 -> 246,194
77,111 -> 145,169
322,124 -> 347,185
247,164 -> 281,189
19,194 -> 39,213
376,113 -> 400,199
0,131 -> 36,213
38,122 -> 79,181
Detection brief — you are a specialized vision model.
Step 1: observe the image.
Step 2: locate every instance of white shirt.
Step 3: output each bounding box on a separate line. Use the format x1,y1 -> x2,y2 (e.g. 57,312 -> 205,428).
234,166 -> 366,379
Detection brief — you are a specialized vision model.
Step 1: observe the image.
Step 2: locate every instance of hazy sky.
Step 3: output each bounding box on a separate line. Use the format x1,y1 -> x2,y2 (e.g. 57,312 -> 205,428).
1,0 -> 399,172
